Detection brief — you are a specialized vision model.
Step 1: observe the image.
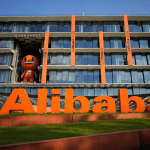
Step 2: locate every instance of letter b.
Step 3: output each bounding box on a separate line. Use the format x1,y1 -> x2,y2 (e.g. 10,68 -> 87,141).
119,89 -> 145,113
64,89 -> 90,113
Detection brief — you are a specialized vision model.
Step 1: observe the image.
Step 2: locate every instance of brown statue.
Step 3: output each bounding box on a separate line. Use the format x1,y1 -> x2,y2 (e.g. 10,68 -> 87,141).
21,55 -> 39,83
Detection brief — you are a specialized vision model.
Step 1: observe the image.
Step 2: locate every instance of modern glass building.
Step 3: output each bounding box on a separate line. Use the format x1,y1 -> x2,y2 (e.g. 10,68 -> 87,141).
0,15 -> 150,111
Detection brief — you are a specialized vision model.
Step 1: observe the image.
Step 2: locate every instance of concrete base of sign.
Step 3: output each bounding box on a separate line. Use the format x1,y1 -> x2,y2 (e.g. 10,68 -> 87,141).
0,113 -> 150,127
0,129 -> 150,150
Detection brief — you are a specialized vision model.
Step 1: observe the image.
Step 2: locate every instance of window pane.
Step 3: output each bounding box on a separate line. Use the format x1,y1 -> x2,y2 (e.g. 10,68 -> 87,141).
59,22 -> 64,32
143,70 -> 150,83
63,54 -> 70,65
82,53 -> 88,65
96,21 -> 103,32
101,88 -> 107,96
76,54 -> 82,65
88,88 -> 94,96
108,88 -> 114,96
93,54 -> 99,65
88,71 -> 94,83
95,88 -> 101,96
104,21 -> 109,32
82,71 -> 88,83
57,53 -> 63,65
106,70 -> 112,83
64,21 -> 71,32
94,70 -> 99,83
51,38 -> 58,48
69,71 -> 75,83
92,21 -> 97,32
75,71 -> 82,83
53,21 -> 58,32
105,53 -> 111,65
93,38 -> 98,48
87,53 -> 93,65
104,38 -> 110,48
63,71 -> 69,83
49,71 -> 57,83
57,71 -> 63,83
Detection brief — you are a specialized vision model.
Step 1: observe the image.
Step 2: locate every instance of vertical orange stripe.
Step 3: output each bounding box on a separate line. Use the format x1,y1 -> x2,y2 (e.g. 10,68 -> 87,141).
123,15 -> 133,66
42,31 -> 49,84
99,31 -> 106,84
71,15 -> 75,66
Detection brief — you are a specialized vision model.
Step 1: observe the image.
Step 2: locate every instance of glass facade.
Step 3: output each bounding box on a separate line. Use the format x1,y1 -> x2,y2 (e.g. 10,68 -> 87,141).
42,37 -> 147,49
0,70 -> 10,83
0,17 -> 150,111
128,21 -> 142,32
76,53 -> 99,65
0,21 -> 71,33
0,21 -> 150,33
13,22 -> 26,32
105,52 -> 150,65
76,37 -> 98,48
142,21 -> 150,32
47,52 -> 150,66
104,37 -> 150,48
0,38 -> 14,49
0,87 -> 150,98
76,21 -> 123,32
0,54 -> 13,66
0,38 -> 14,85
51,38 -> 71,48
49,70 -> 100,83
105,69 -> 150,84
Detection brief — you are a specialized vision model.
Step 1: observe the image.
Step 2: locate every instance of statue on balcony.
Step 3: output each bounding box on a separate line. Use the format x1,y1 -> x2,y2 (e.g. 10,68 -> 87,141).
21,55 -> 39,83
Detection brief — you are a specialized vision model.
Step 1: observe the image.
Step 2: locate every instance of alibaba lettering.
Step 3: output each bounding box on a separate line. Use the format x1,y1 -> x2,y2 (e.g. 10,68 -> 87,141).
0,88 -> 149,115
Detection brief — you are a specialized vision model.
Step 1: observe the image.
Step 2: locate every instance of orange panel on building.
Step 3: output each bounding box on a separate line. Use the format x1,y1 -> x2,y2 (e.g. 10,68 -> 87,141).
71,15 -> 75,66
99,31 -> 106,84
42,31 -> 49,84
123,15 -> 133,66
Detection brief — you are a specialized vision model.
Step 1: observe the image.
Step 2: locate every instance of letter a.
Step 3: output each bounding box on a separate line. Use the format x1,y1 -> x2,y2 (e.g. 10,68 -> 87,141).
64,89 -> 90,113
0,89 -> 35,115
92,96 -> 116,113
119,89 -> 145,113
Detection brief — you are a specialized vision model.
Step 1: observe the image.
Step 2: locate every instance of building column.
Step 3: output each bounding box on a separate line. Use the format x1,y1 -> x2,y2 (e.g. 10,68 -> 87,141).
99,31 -> 106,84
11,41 -> 19,83
71,15 -> 75,66
123,15 -> 133,66
41,31 -> 49,84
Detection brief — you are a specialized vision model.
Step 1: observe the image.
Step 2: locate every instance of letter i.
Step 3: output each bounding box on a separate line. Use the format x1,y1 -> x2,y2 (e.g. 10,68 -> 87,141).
37,89 -> 47,114
51,89 -> 60,114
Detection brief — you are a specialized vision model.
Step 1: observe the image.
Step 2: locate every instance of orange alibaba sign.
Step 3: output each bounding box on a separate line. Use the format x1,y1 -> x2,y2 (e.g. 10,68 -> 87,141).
0,88 -> 149,115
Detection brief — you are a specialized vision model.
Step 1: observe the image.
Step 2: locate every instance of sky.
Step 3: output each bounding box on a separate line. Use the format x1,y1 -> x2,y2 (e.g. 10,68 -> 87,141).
0,0 -> 150,16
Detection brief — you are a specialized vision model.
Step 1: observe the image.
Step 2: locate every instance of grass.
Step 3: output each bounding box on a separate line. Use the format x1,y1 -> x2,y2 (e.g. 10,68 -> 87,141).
0,117 -> 150,146
0,110 -> 150,117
